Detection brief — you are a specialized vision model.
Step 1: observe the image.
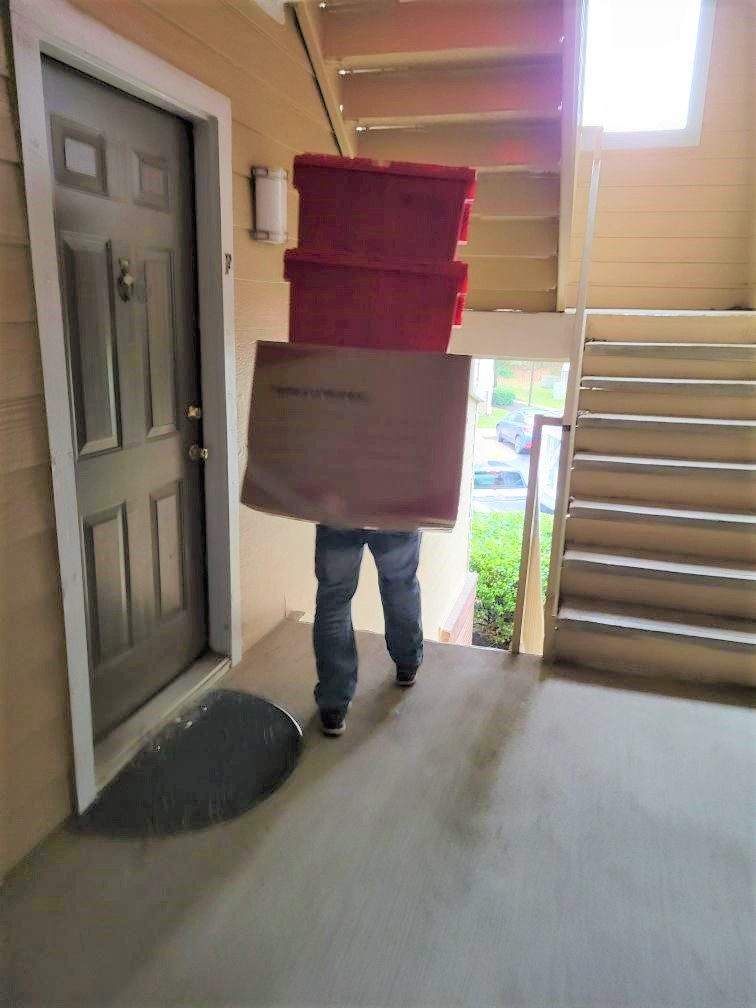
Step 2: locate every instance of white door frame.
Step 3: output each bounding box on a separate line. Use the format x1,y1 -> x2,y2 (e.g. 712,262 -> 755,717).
10,0 -> 242,811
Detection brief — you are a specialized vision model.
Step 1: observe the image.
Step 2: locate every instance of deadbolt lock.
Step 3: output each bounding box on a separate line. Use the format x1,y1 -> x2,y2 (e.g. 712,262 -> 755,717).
185,404 -> 203,419
189,443 -> 209,462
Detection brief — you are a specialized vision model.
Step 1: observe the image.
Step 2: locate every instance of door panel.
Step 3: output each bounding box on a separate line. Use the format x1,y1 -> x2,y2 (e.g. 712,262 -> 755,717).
151,480 -> 186,621
59,232 -> 120,456
43,58 -> 207,739
83,503 -> 132,663
143,251 -> 178,439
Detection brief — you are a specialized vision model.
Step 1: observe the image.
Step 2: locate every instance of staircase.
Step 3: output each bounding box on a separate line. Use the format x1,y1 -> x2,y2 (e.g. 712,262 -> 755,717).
551,310 -> 756,688
297,0 -> 583,312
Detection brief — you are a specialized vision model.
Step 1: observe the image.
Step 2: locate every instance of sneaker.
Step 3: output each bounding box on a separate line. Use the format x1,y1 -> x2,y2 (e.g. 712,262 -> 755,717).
395,665 -> 419,688
319,708 -> 347,737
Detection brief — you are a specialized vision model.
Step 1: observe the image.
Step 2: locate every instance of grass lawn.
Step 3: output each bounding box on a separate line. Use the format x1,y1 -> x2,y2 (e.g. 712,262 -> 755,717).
470,511 -> 554,649
476,390 -> 565,430
477,407 -> 508,429
503,380 -> 566,409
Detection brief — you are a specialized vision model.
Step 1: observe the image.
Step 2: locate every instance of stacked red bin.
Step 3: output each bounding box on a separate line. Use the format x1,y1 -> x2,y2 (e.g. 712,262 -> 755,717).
285,153 -> 475,353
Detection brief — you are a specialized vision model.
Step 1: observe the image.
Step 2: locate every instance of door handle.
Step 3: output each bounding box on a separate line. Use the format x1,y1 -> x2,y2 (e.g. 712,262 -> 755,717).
189,444 -> 209,462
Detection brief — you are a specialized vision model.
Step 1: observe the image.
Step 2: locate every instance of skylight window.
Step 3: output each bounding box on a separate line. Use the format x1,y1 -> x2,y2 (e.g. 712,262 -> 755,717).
582,0 -> 711,144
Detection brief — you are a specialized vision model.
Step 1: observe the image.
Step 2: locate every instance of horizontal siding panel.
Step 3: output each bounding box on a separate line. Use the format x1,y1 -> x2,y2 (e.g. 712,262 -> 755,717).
0,77 -> 20,164
233,227 -> 294,285
569,261 -> 748,289
357,122 -> 561,169
0,529 -> 61,617
0,616 -> 67,753
0,463 -> 55,544
704,71 -> 752,106
70,0 -> 334,152
696,129 -> 754,158
570,235 -> 751,265
0,244 -> 35,323
0,395 -> 49,474
577,155 -> 752,188
574,211 -> 750,239
2,776 -> 72,876
221,0 -> 314,69
141,0 -> 326,123
464,218 -> 558,258
465,290 -> 557,312
0,713 -> 71,805
0,16 -> 8,77
0,322 -> 43,401
574,184 -> 750,215
699,99 -> 753,132
466,255 -> 556,291
231,119 -> 334,177
0,161 -> 27,243
2,774 -> 72,877
235,278 -> 290,331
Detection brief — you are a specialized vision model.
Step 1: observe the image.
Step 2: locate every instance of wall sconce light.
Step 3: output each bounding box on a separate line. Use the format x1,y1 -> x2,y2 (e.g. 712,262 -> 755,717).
251,166 -> 288,244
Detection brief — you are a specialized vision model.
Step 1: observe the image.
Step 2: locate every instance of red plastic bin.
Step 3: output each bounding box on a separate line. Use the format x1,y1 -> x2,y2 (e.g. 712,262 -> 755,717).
293,153 -> 476,262
284,249 -> 468,353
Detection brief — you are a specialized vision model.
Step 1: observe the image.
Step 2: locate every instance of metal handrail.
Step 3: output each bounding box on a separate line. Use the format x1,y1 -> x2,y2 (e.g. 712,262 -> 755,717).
510,413 -> 564,656
543,127 -> 603,661
510,127 -> 603,659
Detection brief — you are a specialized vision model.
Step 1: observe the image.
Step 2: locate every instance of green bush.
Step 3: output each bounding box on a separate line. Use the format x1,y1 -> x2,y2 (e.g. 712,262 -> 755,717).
491,387 -> 515,408
469,511 -> 553,649
495,361 -> 514,380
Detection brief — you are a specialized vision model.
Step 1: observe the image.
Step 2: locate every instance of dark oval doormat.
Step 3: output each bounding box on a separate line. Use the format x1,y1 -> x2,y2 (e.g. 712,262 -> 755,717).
77,690 -> 303,836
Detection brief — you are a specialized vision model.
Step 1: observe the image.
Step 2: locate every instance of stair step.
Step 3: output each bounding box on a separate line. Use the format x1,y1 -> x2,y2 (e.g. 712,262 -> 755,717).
584,342 -> 756,359
585,310 -> 756,345
571,453 -> 756,510
553,604 -> 756,688
582,342 -> 756,380
579,377 -> 756,420
566,499 -> 756,562
575,413 -> 756,463
562,548 -> 756,619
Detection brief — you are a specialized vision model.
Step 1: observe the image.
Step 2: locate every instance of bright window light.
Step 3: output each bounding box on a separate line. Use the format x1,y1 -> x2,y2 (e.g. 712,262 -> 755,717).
582,0 -> 703,132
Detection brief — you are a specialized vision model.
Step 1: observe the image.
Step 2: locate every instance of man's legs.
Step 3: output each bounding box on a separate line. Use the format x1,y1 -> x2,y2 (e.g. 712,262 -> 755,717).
313,526 -> 366,714
368,531 -> 423,673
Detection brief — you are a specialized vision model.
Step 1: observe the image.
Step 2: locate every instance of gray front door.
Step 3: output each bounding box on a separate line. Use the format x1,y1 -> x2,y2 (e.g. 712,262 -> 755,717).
43,58 -> 207,739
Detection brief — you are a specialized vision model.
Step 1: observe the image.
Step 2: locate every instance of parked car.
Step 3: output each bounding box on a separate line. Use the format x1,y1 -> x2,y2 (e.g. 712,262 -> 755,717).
473,461 -> 527,491
496,406 -> 559,453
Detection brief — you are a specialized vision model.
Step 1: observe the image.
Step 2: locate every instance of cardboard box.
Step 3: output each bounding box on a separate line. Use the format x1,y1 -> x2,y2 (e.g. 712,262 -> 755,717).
241,342 -> 471,530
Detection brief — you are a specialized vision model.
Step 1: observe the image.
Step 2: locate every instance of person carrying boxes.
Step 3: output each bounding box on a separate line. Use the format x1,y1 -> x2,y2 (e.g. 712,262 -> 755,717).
244,154 -> 476,737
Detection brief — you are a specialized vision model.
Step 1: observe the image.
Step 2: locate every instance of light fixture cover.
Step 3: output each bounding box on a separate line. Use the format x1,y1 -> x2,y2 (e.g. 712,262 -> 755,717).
251,167 -> 288,244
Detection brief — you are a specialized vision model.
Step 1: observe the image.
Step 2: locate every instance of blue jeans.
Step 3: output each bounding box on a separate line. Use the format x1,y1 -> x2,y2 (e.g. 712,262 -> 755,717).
313,526 -> 423,712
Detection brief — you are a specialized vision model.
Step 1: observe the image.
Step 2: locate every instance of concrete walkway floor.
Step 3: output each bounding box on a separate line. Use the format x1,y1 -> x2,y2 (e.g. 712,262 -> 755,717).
3,620 -> 755,1007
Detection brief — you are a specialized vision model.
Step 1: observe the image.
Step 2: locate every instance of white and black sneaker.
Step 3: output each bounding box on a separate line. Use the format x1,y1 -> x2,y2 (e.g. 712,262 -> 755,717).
319,708 -> 347,737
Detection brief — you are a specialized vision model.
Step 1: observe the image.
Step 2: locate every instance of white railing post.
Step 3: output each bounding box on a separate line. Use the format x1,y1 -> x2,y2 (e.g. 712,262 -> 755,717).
511,414 -> 563,657
543,127 -> 603,662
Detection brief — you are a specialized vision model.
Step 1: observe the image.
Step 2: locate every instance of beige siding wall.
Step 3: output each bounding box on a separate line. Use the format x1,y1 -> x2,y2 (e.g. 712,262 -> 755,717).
568,0 -> 755,310
0,9 -> 73,876
1,0 -> 475,873
1,0 -> 340,874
